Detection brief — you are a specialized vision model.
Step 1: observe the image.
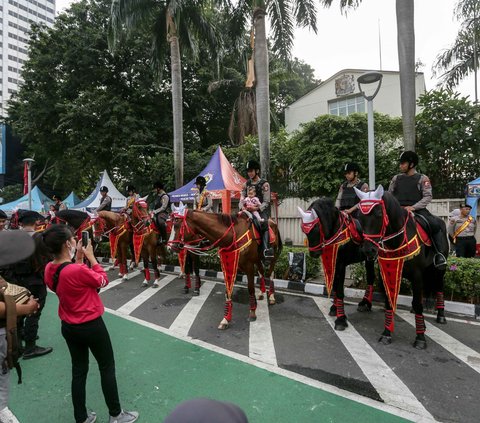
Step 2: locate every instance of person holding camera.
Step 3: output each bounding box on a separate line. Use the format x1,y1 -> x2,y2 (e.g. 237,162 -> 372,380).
42,225 -> 138,423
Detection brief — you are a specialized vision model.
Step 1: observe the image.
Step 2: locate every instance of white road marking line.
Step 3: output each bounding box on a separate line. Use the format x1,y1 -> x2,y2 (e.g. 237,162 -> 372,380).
169,281 -> 216,337
313,297 -> 435,422
116,274 -> 176,315
249,297 -> 277,367
397,309 -> 480,375
100,270 -> 141,292
105,307 -> 434,423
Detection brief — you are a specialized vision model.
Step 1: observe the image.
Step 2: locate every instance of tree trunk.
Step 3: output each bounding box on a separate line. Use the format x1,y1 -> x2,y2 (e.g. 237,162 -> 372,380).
170,34 -> 184,188
396,0 -> 416,151
254,7 -> 270,180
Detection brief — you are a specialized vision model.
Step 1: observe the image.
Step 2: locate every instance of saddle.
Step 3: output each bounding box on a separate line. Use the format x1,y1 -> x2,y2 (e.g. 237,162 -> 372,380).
413,214 -> 432,247
346,215 -> 363,244
239,211 -> 275,245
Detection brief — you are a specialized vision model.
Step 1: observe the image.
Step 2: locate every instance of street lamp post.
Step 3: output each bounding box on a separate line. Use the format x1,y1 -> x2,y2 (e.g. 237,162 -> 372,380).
357,72 -> 383,189
23,158 -> 34,210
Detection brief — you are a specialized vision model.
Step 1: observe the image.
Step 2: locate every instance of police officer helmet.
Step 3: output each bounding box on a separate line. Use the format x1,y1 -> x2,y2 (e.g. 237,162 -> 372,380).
246,160 -> 260,172
126,185 -> 136,193
195,176 -> 207,187
100,186 -> 109,193
0,210 -> 7,219
399,151 -> 419,167
154,181 -> 164,190
344,163 -> 360,173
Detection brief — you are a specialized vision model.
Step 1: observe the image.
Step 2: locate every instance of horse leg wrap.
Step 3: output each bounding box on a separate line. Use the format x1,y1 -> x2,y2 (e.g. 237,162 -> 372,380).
249,294 -> 257,311
435,292 -> 445,310
185,274 -> 191,289
363,285 -> 374,304
336,298 -> 345,318
224,300 -> 233,322
120,263 -> 127,275
384,309 -> 395,333
268,278 -> 275,296
144,268 -> 151,281
259,276 -> 266,294
415,314 -> 426,335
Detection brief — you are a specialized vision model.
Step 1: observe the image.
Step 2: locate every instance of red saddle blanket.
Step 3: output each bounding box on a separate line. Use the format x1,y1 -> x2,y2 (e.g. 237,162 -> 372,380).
416,222 -> 432,246
253,226 -> 276,245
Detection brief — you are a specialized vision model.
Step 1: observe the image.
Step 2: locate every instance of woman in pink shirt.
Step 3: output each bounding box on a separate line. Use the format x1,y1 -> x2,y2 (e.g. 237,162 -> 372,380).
43,225 -> 138,423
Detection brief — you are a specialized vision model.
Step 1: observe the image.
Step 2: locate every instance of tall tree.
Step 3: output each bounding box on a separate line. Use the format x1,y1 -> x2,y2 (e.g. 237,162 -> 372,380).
110,0 -> 217,188
433,0 -> 480,102
229,0 -> 318,180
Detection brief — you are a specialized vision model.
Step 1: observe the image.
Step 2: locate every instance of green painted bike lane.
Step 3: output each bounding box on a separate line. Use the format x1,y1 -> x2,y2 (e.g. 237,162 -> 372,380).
10,297 -> 411,423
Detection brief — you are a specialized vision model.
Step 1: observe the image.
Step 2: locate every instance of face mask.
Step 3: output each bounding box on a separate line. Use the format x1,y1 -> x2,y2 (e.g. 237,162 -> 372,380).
67,242 -> 76,259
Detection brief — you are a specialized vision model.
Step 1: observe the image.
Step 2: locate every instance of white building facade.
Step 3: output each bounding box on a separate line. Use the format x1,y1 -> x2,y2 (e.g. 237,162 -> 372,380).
0,0 -> 55,116
285,69 -> 426,132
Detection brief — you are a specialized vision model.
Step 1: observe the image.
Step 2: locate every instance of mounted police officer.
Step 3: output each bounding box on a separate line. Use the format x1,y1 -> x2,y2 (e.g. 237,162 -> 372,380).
11,210 -> 53,359
388,151 -> 448,269
124,185 -> 140,214
96,185 -> 112,212
193,176 -> 213,212
52,194 -> 66,211
239,160 -> 273,261
152,181 -> 171,244
336,163 -> 369,214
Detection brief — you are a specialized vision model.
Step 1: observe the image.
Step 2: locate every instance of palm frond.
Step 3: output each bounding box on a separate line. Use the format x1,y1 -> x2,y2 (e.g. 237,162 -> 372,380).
266,0 -> 294,60
293,0 -> 317,32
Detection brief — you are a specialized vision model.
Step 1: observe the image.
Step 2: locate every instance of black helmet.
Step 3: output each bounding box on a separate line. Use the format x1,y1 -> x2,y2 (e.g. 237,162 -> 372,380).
246,160 -> 260,172
399,151 -> 418,167
195,176 -> 207,187
0,210 -> 7,219
100,186 -> 109,193
344,163 -> 360,173
126,185 -> 136,193
154,181 -> 164,190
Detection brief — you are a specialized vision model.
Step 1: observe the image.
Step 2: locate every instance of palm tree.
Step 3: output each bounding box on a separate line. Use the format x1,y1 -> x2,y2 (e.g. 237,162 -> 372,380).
229,0 -> 318,180
433,0 -> 479,103
110,0 -> 216,188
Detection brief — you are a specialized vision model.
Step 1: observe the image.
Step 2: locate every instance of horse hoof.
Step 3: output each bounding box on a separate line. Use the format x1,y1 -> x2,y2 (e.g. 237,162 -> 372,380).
152,280 -> 160,288
218,318 -> 230,330
122,274 -> 128,281
183,287 -> 189,294
118,273 -> 123,278
193,290 -> 200,296
436,316 -> 447,324
378,335 -> 392,345
413,339 -> 427,350
141,281 -> 149,287
268,295 -> 276,305
248,315 -> 257,322
357,303 -> 372,312
334,318 -> 348,331
328,306 -> 337,317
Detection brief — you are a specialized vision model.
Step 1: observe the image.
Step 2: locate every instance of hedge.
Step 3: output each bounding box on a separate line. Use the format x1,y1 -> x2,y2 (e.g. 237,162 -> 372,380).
350,257 -> 480,304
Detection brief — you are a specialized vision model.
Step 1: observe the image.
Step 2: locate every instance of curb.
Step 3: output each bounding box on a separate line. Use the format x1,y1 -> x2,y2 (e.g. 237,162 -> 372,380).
100,257 -> 479,319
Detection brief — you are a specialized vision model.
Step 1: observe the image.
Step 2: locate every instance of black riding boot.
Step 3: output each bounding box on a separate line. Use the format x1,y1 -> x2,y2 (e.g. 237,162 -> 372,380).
431,232 -> 447,270
262,228 -> 273,261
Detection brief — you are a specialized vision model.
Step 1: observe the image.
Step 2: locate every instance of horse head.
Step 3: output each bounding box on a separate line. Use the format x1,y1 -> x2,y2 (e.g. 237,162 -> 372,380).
131,199 -> 150,225
354,185 -> 387,259
168,202 -> 190,252
92,216 -> 106,243
298,197 -> 340,258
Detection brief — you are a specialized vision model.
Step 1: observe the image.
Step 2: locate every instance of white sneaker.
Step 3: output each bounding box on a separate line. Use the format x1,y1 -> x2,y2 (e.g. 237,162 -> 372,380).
109,410 -> 139,423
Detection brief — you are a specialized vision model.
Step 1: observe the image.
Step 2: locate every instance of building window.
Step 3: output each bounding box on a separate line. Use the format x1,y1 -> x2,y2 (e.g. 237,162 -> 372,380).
328,95 -> 365,116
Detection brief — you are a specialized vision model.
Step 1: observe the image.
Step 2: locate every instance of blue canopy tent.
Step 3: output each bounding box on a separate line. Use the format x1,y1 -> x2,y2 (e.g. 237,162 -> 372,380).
466,176 -> 480,217
0,186 -> 53,213
62,191 -> 80,209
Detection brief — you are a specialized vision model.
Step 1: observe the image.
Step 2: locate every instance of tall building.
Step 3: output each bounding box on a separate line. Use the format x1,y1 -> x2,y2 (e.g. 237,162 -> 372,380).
0,0 -> 56,117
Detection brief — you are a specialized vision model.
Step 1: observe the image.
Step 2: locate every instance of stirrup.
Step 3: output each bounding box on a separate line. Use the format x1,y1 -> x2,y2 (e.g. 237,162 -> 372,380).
433,253 -> 447,269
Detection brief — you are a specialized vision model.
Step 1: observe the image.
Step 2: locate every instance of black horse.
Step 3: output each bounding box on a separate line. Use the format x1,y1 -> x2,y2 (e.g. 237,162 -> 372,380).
51,210 -> 93,238
299,198 -> 376,331
355,186 -> 447,349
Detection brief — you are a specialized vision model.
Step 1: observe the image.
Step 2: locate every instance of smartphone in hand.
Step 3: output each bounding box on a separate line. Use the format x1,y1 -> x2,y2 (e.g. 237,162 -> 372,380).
81,231 -> 89,248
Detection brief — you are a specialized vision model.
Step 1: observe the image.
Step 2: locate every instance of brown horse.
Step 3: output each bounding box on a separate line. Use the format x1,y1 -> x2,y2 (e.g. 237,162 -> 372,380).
93,211 -> 133,279
169,206 -> 282,330
131,199 -> 162,287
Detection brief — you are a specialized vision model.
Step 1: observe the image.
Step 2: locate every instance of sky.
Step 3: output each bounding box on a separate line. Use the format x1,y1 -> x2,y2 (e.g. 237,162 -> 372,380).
55,0 -> 475,100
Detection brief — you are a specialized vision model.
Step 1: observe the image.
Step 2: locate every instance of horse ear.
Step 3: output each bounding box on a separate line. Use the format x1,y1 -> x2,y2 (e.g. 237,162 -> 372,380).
374,185 -> 384,200
171,204 -> 177,213
354,187 -> 368,200
297,206 -> 315,223
311,208 -> 318,219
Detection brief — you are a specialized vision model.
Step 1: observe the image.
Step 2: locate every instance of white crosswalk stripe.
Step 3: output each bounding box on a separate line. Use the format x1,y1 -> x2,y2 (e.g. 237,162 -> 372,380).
169,280 -> 216,336
249,297 -> 277,367
116,274 -> 176,315
101,270 -> 141,292
313,297 -> 435,422
397,309 -> 480,375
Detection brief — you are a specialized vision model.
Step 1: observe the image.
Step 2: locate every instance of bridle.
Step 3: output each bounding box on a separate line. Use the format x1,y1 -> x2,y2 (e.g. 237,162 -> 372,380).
301,210 -> 350,252
131,200 -> 151,234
